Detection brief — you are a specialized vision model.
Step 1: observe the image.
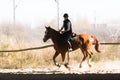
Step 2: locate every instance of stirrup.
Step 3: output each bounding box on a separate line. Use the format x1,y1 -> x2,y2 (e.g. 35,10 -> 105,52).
68,48 -> 72,51
67,41 -> 72,51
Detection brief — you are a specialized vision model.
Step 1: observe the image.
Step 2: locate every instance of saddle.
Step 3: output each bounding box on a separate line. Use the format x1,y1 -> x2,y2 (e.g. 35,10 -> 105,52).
70,32 -> 77,42
60,31 -> 78,51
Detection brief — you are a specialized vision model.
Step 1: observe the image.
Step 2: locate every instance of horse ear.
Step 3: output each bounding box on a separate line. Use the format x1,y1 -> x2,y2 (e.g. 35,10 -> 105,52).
45,26 -> 48,29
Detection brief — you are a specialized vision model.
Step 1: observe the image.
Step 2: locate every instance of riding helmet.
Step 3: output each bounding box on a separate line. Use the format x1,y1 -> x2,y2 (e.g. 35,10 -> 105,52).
63,13 -> 69,18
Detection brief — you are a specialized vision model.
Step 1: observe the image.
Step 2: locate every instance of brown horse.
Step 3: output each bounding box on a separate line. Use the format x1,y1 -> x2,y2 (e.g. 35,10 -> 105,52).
43,26 -> 101,68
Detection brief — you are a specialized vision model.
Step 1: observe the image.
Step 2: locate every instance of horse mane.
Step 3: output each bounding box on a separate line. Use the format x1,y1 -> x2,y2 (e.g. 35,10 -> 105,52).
48,26 -> 60,36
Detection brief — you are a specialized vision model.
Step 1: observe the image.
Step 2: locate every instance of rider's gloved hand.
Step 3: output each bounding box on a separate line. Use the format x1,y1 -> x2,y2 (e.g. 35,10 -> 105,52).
59,30 -> 63,34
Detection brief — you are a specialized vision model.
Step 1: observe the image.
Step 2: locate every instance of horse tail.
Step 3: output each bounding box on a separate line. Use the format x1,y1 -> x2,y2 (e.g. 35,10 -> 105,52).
92,36 -> 101,53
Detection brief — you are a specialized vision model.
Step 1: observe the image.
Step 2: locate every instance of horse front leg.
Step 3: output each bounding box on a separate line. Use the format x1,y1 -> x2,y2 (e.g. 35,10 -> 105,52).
64,51 -> 70,68
53,51 -> 60,67
61,52 -> 70,70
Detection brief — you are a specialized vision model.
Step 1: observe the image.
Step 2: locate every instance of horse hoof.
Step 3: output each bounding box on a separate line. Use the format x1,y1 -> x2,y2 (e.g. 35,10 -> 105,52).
89,65 -> 92,67
57,64 -> 61,67
64,63 -> 69,68
55,62 -> 61,67
64,63 -> 70,70
64,63 -> 69,66
79,65 -> 82,68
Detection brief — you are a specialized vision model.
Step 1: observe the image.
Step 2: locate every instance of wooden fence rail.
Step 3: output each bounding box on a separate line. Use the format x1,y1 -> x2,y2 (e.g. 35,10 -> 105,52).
0,43 -> 119,53
0,44 -> 53,53
100,43 -> 120,45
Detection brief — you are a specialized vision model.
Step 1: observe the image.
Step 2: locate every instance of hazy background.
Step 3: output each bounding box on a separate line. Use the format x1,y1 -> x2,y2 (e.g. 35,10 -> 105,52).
0,0 -> 120,42
1,0 -> 120,26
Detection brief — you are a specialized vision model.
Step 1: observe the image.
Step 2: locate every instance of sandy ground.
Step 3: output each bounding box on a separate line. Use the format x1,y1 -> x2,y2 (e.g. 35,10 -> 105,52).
0,61 -> 120,80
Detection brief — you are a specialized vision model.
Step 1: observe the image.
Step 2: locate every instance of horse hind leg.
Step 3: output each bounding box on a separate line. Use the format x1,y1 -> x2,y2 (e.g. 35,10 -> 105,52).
53,51 -> 60,67
80,55 -> 87,68
79,49 -> 87,68
86,50 -> 92,67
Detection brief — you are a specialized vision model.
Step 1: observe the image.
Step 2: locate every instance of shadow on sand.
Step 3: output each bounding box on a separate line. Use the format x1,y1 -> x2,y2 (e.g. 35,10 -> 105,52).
0,73 -> 120,80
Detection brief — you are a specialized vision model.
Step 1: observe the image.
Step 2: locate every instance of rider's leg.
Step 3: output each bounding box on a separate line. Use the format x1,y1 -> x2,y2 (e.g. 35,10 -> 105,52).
63,32 -> 72,51
67,40 -> 72,51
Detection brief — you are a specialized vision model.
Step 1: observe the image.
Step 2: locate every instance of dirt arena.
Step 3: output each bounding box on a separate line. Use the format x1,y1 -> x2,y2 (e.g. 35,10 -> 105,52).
0,61 -> 120,80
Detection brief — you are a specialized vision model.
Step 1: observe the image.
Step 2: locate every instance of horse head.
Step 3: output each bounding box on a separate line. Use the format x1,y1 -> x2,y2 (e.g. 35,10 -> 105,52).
43,26 -> 52,42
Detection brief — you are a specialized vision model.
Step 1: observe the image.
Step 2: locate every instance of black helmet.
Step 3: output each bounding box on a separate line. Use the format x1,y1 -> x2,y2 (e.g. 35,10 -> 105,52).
63,13 -> 69,18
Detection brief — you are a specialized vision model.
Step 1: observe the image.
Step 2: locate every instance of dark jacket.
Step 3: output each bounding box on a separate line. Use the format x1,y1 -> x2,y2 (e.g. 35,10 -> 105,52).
63,19 -> 72,40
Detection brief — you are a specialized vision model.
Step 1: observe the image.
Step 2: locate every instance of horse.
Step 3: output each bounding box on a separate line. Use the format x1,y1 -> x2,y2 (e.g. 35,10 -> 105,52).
43,26 -> 101,68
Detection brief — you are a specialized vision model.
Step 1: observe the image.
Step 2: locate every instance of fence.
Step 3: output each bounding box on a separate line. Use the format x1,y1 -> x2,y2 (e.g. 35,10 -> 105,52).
0,43 -> 119,53
100,43 -> 120,45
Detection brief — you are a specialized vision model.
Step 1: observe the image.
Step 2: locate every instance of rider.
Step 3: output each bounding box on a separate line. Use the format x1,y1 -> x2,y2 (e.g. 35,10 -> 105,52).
59,13 -> 72,51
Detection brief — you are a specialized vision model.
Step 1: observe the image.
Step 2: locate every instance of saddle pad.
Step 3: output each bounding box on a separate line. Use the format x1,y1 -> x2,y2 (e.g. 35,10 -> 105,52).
70,36 -> 77,42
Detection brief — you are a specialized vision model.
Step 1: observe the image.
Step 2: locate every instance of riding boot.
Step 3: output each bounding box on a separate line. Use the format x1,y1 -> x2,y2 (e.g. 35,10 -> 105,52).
67,41 -> 72,51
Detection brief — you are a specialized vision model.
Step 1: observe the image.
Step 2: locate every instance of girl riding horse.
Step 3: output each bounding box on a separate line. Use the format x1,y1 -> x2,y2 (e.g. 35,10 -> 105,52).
43,26 -> 101,68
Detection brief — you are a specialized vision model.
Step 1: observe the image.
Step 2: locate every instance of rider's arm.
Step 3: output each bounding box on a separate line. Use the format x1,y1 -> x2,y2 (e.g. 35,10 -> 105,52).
59,25 -> 64,32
